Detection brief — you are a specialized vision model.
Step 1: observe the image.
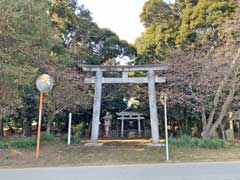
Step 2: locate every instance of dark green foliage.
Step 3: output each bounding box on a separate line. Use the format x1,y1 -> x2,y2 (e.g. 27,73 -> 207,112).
140,0 -> 178,28
0,0 -> 65,67
0,0 -> 136,138
61,134 -> 69,143
136,0 -> 180,63
41,133 -> 55,141
169,135 -> 225,149
0,0 -> 64,137
20,87 -> 38,136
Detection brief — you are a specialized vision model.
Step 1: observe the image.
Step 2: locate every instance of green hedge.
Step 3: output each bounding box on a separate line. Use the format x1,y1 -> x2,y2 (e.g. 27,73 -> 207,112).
169,135 -> 225,149
0,133 -> 54,149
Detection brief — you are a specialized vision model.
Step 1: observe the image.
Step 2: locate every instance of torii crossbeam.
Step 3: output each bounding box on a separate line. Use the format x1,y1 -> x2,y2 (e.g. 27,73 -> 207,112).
81,64 -> 168,145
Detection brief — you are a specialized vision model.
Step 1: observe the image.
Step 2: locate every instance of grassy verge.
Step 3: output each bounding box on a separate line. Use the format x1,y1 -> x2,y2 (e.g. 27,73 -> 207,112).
0,133 -> 54,149
1,140 -> 240,168
169,135 -> 225,149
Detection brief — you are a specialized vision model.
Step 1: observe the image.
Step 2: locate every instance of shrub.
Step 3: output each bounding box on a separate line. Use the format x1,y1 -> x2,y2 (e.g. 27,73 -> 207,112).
9,137 -> 36,148
72,123 -> 83,144
61,122 -> 82,144
0,133 -> 54,149
61,134 -> 81,144
169,135 -> 225,149
62,134 -> 68,142
0,140 -> 9,148
199,139 -> 225,149
41,133 -> 54,141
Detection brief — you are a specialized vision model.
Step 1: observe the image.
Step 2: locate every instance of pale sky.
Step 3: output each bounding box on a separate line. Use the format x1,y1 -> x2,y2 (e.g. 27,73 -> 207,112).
79,0 -> 175,44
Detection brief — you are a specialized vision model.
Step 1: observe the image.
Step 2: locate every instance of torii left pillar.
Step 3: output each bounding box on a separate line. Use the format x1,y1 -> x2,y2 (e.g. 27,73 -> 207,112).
148,70 -> 159,144
91,70 -> 102,145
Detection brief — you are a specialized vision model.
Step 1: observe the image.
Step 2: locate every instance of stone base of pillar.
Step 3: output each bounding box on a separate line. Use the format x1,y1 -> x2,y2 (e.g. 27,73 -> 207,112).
84,143 -> 103,147
103,135 -> 111,138
146,143 -> 165,147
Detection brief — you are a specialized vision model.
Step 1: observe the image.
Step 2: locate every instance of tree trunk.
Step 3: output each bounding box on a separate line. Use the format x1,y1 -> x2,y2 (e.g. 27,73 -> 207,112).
220,124 -> 226,140
46,122 -> 51,134
208,81 -> 237,138
0,118 -> 4,139
177,119 -> 183,137
201,106 -> 208,139
23,118 -> 32,137
201,48 -> 240,139
47,114 -> 55,135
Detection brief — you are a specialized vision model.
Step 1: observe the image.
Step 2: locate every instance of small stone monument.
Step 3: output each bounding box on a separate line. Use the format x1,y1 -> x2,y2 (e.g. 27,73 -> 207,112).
103,111 -> 112,137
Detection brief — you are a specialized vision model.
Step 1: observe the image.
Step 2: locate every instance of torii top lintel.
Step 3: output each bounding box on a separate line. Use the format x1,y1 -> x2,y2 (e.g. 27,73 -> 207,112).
81,64 -> 168,72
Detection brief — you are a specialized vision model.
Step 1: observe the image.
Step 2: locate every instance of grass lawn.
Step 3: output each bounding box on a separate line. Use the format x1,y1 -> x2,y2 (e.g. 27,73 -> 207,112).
1,138 -> 240,168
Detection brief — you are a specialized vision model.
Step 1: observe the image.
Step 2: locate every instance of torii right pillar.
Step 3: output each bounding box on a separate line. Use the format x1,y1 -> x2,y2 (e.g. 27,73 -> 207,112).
148,70 -> 160,144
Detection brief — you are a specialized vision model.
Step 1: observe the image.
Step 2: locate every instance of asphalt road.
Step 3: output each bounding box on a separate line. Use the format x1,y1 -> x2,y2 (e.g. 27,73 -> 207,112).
1,162 -> 240,180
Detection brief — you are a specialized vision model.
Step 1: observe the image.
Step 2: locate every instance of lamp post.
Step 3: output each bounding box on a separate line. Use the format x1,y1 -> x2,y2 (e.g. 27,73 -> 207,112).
36,74 -> 53,159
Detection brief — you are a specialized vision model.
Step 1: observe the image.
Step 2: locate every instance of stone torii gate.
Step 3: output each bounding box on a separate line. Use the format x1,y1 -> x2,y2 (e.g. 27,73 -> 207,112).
82,65 -> 168,145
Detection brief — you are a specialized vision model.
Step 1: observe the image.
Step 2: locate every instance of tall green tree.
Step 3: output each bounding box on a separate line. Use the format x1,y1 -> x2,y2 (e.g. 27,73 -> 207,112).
177,0 -> 235,45
0,0 -> 66,138
176,0 -> 197,45
39,0 -> 137,133
135,0 -> 179,63
135,0 -> 236,63
51,0 -> 136,65
140,0 -> 179,28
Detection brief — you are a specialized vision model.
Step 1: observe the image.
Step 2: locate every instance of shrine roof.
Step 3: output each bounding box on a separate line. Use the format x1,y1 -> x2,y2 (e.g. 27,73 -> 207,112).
116,111 -> 143,116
